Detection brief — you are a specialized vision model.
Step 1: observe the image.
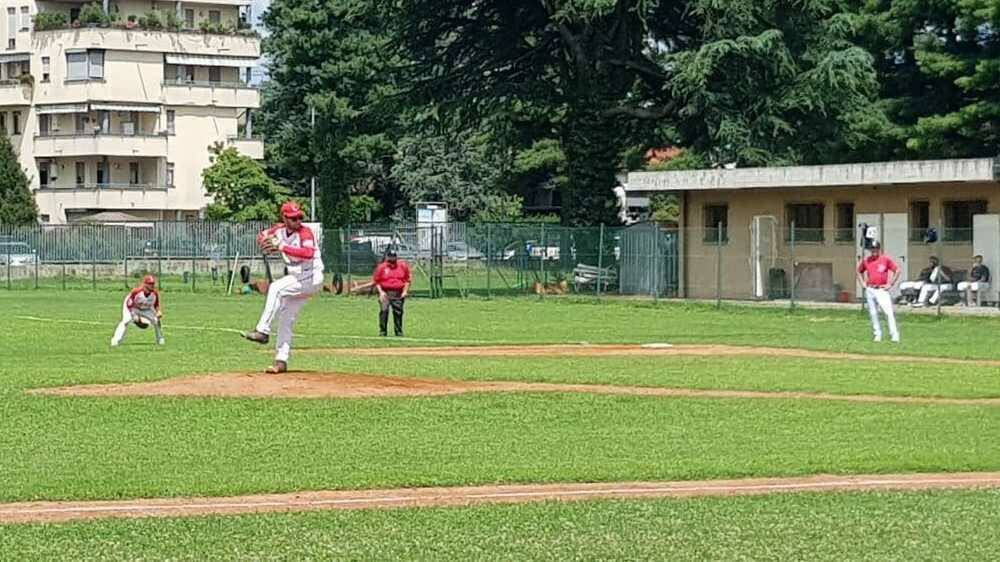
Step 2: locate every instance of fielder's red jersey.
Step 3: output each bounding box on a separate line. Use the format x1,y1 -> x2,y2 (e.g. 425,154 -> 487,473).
373,261 -> 411,291
124,287 -> 160,312
858,255 -> 898,287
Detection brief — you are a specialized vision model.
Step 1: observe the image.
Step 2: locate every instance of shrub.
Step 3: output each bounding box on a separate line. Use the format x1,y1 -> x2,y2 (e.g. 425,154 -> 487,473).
33,11 -> 68,31
78,3 -> 108,25
139,10 -> 162,30
163,10 -> 181,31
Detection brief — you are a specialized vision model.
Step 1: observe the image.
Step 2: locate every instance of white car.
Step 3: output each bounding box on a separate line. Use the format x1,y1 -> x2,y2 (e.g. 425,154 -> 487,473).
0,242 -> 37,266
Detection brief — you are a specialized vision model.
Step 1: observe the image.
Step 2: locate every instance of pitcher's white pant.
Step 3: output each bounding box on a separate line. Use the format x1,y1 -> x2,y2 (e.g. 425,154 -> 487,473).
865,287 -> 899,341
111,305 -> 163,345
256,272 -> 322,362
917,283 -> 952,305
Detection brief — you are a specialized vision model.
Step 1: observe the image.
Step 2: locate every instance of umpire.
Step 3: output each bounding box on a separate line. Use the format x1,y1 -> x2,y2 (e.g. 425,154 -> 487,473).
372,249 -> 411,336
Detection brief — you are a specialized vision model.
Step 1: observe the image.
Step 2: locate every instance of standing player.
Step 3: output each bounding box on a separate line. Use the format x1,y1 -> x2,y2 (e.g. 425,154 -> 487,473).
856,241 -> 901,343
111,275 -> 164,346
372,249 -> 411,336
242,201 -> 324,373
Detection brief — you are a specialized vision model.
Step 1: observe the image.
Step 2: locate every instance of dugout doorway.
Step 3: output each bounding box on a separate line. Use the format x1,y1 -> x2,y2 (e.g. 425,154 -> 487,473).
856,213 -> 907,299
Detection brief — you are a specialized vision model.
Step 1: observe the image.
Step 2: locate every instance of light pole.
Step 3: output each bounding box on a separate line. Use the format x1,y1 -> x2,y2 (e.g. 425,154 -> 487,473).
310,104 -> 316,221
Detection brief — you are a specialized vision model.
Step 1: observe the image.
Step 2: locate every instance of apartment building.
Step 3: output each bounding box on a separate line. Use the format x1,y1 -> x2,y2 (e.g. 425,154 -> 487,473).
1,0 -> 262,223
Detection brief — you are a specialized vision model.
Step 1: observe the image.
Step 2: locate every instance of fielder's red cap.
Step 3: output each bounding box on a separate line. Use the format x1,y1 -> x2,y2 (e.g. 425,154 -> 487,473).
281,201 -> 304,219
143,275 -> 157,286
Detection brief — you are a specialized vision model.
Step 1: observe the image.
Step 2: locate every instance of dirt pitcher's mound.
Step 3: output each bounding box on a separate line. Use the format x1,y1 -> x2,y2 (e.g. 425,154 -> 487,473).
305,344 -> 1000,366
31,372 -> 1000,406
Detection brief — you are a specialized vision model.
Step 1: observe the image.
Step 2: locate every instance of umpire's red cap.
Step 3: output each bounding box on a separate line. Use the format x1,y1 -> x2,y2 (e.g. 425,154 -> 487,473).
281,201 -> 304,219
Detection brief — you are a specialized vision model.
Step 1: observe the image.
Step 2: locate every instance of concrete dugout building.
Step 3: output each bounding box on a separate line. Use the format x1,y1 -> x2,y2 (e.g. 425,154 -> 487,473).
627,158 -> 1000,303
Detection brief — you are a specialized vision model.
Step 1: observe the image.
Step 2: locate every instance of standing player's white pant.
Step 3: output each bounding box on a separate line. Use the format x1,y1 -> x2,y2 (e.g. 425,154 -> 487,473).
917,283 -> 952,305
865,287 -> 899,342
256,272 -> 323,362
111,304 -> 163,346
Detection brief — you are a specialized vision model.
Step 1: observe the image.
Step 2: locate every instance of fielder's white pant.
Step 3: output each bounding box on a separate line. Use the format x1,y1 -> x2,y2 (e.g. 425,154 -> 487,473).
256,272 -> 323,362
917,283 -> 953,305
865,287 -> 899,341
111,305 -> 163,345
957,281 -> 989,305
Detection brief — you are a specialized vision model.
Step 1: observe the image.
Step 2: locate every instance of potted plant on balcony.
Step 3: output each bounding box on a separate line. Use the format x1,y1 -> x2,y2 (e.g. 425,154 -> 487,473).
125,14 -> 137,29
17,73 -> 34,88
33,11 -> 68,31
163,10 -> 182,32
140,10 -> 163,30
79,3 -> 107,28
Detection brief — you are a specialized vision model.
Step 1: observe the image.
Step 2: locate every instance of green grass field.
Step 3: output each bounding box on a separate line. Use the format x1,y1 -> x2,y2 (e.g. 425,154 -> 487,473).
2,289 -> 1000,559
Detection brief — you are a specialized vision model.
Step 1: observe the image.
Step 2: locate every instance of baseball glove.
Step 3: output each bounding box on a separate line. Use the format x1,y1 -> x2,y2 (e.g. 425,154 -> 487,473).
133,316 -> 150,329
257,231 -> 281,255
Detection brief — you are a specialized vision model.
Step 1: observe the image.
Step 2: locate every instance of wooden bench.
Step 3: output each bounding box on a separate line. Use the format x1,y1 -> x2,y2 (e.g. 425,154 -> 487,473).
573,264 -> 618,292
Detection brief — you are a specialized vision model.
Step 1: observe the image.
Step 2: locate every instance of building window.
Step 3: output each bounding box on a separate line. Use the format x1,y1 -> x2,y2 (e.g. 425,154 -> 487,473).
835,202 -> 854,242
11,111 -> 19,135
166,162 -> 174,187
75,162 -> 85,187
129,162 -> 139,185
943,200 -> 987,242
909,200 -> 930,242
166,110 -> 175,134
88,50 -> 104,79
38,113 -> 50,136
75,114 -> 90,133
19,7 -> 29,30
7,9 -> 16,50
209,10 -> 221,23
96,161 -> 106,186
39,162 -> 50,187
184,8 -> 194,29
787,203 -> 824,242
184,65 -> 195,82
41,56 -> 49,82
703,204 -> 728,243
67,50 -> 103,80
0,112 -> 5,134
208,67 -> 221,84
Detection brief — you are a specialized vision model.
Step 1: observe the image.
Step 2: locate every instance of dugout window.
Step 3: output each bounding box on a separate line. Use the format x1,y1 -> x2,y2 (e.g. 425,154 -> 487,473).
835,202 -> 854,242
786,203 -> 824,242
703,204 -> 728,244
942,200 -> 986,242
909,200 -> 930,242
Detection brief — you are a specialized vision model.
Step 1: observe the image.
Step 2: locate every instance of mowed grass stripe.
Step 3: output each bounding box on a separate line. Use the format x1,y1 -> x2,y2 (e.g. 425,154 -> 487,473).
3,393 -> 1000,502
3,489 -> 1000,560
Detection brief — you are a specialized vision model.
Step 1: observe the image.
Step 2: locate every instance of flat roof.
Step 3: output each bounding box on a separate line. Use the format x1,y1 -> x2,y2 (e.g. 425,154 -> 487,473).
626,157 -> 998,192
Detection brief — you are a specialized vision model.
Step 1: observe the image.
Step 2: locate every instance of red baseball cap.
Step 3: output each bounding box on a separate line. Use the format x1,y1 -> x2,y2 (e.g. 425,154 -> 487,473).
143,275 -> 156,286
281,201 -> 304,219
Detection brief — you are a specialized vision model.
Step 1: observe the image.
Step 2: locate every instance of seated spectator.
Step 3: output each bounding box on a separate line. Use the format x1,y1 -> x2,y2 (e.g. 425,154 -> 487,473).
913,257 -> 953,307
899,258 -> 935,304
957,255 -> 991,306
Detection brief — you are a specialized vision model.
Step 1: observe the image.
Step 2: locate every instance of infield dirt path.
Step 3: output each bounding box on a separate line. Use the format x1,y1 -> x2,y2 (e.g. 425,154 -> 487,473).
305,343 -> 1000,366
3,472 -> 1000,524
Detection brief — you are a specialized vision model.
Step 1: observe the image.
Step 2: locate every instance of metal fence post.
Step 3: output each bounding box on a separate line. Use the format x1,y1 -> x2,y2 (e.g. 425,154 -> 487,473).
346,223 -> 352,294
539,223 -> 546,298
191,228 -> 197,293
715,221 -> 722,309
936,218 -> 943,317
597,224 -> 605,298
91,225 -> 97,290
33,250 -> 38,289
5,243 -> 10,290
486,223 -> 492,299
790,220 -> 796,310
62,262 -> 66,290
124,255 -> 129,290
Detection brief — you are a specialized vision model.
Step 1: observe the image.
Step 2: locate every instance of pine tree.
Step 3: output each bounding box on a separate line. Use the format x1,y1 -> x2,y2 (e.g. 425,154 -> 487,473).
0,134 -> 38,225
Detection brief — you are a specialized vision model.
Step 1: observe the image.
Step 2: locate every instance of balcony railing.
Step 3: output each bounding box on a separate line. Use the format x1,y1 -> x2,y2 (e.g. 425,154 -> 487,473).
162,79 -> 257,89
36,131 -> 165,138
39,183 -> 169,190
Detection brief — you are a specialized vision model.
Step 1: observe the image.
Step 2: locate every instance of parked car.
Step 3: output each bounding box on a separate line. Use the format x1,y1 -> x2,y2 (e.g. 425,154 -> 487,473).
445,241 -> 483,261
0,242 -> 37,266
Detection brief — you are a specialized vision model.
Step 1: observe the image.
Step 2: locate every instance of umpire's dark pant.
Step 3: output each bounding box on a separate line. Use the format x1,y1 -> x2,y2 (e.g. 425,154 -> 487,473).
379,289 -> 405,336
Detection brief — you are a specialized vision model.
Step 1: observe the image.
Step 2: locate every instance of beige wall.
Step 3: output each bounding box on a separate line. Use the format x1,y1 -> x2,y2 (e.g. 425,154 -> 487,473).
679,182 -> 1000,300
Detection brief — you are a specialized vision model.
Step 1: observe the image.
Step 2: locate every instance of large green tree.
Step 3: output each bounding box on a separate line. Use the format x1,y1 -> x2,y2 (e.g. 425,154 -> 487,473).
389,0 -> 882,224
0,135 -> 38,225
261,0 -> 400,227
202,146 -> 294,222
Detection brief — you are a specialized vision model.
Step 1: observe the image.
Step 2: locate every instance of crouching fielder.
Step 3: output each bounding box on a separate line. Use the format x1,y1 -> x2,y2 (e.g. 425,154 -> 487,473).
111,275 -> 164,346
857,242 -> 901,343
242,201 -> 324,373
